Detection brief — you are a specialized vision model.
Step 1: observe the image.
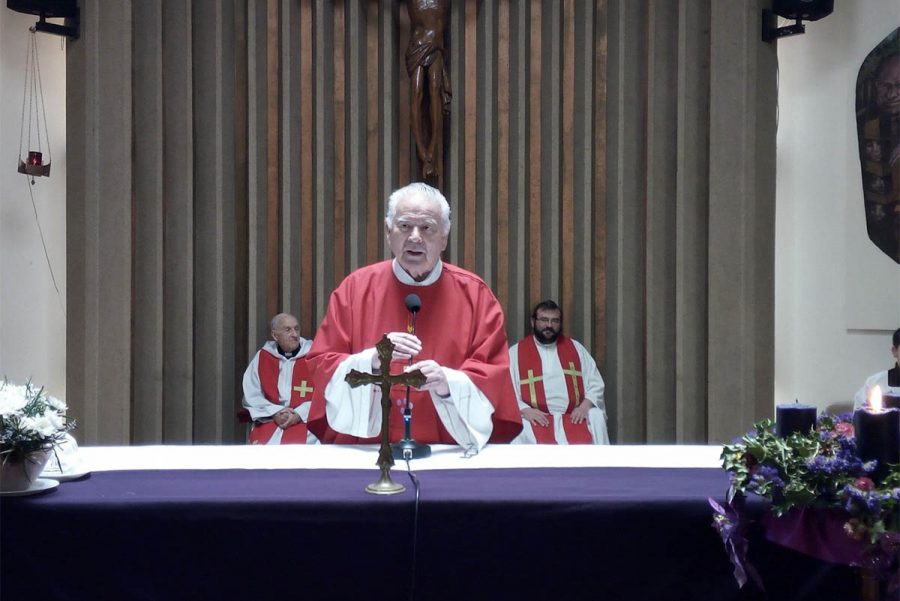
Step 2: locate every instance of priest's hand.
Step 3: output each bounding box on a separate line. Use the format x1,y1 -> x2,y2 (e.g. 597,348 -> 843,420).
373,332 -> 423,370
407,359 -> 450,397
569,401 -> 592,424
274,408 -> 301,429
521,407 -> 550,427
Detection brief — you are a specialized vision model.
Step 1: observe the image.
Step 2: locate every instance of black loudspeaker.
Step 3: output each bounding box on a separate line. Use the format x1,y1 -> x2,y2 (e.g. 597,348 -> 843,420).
772,0 -> 834,22
7,0 -> 78,38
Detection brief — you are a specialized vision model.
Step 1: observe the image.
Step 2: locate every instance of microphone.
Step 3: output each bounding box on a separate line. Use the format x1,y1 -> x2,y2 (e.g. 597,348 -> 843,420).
405,294 -> 421,339
393,293 -> 431,460
405,293 -> 422,316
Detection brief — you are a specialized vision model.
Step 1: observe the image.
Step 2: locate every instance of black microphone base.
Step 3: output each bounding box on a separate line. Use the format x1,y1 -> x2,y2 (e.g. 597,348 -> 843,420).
391,438 -> 432,461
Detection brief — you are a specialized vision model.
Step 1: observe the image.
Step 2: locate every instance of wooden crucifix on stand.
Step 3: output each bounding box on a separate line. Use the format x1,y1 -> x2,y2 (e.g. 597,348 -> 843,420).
345,334 -> 426,495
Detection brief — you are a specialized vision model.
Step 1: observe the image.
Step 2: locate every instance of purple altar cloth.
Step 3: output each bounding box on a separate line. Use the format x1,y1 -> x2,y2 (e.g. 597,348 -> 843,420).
762,507 -> 867,566
1,466 -> 856,601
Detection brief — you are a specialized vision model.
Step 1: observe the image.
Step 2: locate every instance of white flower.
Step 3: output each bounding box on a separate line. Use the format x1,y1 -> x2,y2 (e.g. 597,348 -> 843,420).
0,380 -> 71,450
46,395 -> 67,413
0,384 -> 29,416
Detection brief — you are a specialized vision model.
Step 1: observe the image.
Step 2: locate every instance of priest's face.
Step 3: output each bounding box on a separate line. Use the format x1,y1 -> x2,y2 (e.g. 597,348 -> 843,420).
271,314 -> 301,353
532,309 -> 562,345
386,193 -> 449,281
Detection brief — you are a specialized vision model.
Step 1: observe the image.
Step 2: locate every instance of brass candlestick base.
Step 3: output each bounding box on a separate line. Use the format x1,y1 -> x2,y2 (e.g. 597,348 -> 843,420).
366,465 -> 406,495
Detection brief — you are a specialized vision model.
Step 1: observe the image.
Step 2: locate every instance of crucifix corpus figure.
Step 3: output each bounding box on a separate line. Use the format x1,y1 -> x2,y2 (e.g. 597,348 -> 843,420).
406,0 -> 451,187
345,334 -> 426,495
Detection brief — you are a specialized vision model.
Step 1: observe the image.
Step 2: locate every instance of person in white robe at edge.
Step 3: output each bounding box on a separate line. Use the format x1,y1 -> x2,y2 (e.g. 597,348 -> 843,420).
241,313 -> 319,444
854,327 -> 900,409
509,300 -> 610,444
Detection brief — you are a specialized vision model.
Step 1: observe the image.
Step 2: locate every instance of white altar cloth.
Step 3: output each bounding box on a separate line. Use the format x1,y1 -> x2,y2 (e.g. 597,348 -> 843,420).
78,443 -> 723,472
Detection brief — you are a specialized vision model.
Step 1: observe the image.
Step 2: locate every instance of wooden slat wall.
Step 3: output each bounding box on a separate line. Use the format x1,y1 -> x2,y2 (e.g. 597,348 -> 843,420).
67,0 -> 776,445
272,0 -> 609,349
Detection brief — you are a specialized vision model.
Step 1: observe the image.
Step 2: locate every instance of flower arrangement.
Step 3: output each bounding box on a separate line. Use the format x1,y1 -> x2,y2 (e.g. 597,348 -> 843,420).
712,413 -> 900,592
0,380 -> 74,464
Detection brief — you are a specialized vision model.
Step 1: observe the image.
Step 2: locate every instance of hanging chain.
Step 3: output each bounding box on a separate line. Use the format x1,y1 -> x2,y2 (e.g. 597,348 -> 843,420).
18,29 -> 52,164
34,29 -> 51,161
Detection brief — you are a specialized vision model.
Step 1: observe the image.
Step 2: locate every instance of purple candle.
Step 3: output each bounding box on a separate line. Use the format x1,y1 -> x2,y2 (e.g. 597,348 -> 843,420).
854,406 -> 900,483
775,403 -> 817,438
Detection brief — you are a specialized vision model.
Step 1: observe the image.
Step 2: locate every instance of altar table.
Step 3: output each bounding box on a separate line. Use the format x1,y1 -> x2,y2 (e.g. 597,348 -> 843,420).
0,445 -> 857,601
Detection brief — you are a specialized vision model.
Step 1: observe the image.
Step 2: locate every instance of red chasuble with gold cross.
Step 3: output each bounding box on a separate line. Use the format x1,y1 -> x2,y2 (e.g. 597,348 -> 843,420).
516,335 -> 592,444
249,352 -> 314,444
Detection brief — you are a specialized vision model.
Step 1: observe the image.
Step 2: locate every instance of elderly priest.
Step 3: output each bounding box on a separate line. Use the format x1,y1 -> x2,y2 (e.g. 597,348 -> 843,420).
306,182 -> 522,450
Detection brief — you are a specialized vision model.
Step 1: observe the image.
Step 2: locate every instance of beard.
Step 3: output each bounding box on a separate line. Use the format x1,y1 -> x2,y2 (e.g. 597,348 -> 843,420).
533,324 -> 560,345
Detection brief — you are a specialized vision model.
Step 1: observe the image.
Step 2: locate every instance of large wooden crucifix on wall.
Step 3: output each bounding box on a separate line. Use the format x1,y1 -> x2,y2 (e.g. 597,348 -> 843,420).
405,0 -> 451,189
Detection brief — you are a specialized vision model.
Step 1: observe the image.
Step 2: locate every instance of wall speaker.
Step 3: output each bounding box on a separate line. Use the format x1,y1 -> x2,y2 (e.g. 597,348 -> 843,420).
772,0 -> 834,22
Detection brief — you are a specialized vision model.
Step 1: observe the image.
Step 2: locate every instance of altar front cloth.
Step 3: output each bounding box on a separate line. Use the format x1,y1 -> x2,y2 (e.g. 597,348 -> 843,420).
1,445 -> 856,601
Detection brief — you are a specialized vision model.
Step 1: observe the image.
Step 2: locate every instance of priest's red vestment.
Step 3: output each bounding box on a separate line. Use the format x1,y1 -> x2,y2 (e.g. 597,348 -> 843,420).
307,260 -> 522,445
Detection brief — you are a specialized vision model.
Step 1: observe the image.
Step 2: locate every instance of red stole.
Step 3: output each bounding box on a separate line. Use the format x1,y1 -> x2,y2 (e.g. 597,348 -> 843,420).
249,352 -> 314,445
516,335 -> 592,444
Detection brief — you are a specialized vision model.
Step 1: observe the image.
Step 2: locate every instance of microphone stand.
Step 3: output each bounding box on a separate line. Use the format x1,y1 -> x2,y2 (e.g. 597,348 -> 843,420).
392,308 -> 432,461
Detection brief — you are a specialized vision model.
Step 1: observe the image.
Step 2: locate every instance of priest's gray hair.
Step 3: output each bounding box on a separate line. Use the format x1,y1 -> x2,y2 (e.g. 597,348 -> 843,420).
385,182 -> 452,234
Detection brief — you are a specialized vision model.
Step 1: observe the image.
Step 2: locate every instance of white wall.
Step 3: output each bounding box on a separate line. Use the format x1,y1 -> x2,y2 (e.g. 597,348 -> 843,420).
775,2 -> 900,411
0,10 -> 67,398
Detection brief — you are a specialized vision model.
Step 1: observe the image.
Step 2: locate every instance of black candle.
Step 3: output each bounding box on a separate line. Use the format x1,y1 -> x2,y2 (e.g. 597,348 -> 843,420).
27,151 -> 42,166
854,408 -> 900,483
775,403 -> 817,437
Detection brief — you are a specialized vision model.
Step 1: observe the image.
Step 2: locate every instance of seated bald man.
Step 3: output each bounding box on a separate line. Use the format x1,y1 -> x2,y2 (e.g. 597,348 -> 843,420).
241,313 -> 318,444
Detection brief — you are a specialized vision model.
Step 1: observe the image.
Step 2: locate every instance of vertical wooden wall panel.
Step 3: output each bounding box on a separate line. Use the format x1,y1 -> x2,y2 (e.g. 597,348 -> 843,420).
561,0 -> 575,326
233,0 -> 249,441
477,0 -> 494,284
346,1 -> 364,272
397,6 -> 411,197
161,0 -> 194,443
675,0 -> 710,443
332,1 -> 346,292
365,2 -> 380,266
313,0 -> 330,324
246,0 -> 268,348
528,0 -> 542,314
593,0 -> 607,367
463,1 -> 477,273
281,0 -> 301,315
592,0 -> 608,366
644,0 -> 678,442
132,1 -> 164,443
298,0 -> 315,334
511,4 -> 528,336
265,0 -> 280,318
545,1 -> 561,304
496,0 -> 511,313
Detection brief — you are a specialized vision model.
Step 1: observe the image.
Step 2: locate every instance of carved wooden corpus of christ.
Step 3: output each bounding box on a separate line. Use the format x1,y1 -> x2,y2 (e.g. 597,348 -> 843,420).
406,0 -> 451,188
345,334 -> 426,495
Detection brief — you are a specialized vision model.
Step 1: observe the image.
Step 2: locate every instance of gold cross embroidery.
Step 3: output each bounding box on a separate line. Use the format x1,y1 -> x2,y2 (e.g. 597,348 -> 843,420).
518,369 -> 544,409
293,380 -> 314,398
561,361 -> 582,404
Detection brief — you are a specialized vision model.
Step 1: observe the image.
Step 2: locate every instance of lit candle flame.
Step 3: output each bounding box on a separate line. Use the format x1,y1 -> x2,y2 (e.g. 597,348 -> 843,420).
868,385 -> 883,412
